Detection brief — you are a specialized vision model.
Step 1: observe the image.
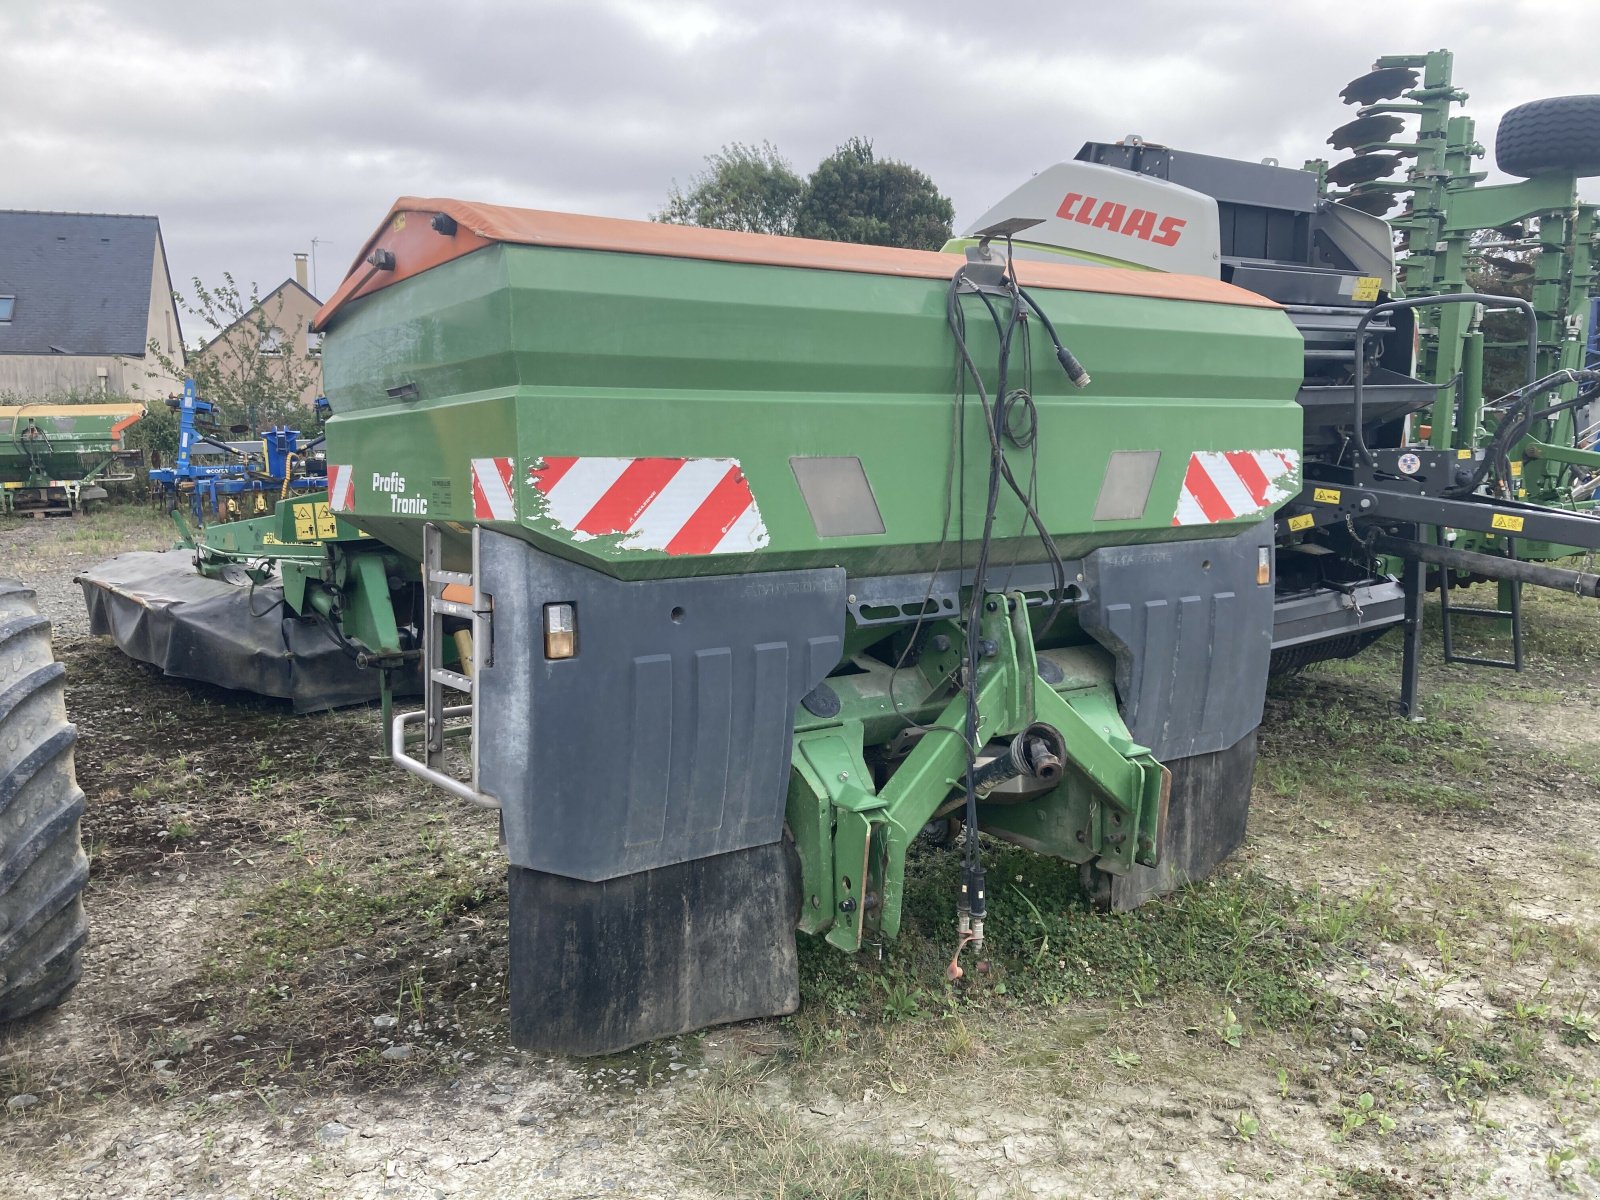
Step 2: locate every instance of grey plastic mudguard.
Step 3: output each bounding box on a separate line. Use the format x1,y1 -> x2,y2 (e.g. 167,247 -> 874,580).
477,531 -> 846,882
1080,523 -> 1275,761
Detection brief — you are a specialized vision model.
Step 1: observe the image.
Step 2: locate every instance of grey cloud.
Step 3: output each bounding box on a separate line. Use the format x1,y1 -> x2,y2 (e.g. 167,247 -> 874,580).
2,0 -> 1594,316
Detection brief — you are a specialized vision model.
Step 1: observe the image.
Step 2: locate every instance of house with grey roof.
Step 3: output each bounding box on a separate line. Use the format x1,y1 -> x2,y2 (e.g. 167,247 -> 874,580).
0,210 -> 186,398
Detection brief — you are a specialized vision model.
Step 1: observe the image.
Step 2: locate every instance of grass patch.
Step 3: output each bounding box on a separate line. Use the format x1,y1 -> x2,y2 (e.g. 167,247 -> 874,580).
42,637 -> 512,1103
678,1081 -> 964,1200
187,817 -> 509,1088
0,499 -> 174,557
1260,673 -> 1494,811
795,845 -> 1380,1052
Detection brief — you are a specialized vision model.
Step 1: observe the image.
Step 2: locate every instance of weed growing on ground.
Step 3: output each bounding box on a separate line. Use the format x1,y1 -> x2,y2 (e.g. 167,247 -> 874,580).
677,1070 -> 965,1200
795,849 -> 1358,1051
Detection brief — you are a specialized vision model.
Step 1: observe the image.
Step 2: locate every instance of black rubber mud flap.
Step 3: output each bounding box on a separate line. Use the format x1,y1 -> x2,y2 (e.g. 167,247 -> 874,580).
508,838 -> 801,1056
1084,727 -> 1257,912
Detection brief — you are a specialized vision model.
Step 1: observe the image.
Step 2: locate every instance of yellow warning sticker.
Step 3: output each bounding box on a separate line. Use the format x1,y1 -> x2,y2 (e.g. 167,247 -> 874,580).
1510,460 -> 1523,477
292,501 -> 339,541
1313,487 -> 1342,505
1287,513 -> 1315,532
1352,276 -> 1381,302
1458,449 -> 1472,459
314,502 -> 338,539
1491,513 -> 1525,533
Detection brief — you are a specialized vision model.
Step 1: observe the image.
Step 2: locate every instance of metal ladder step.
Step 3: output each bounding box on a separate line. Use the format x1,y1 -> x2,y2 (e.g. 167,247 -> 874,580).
388,521 -> 495,809
1439,537 -> 1524,671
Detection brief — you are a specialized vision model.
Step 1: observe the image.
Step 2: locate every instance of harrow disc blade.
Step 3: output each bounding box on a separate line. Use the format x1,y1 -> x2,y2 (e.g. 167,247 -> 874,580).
1331,190 -> 1398,216
1325,153 -> 1402,186
1328,113 -> 1405,151
1340,66 -> 1418,106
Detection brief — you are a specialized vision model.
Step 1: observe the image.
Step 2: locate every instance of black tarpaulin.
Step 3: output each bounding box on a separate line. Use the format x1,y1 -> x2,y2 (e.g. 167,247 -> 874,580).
78,550 -> 392,712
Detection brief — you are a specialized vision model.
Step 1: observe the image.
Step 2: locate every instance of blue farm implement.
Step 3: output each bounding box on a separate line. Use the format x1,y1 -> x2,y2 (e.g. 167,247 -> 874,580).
148,379 -> 329,526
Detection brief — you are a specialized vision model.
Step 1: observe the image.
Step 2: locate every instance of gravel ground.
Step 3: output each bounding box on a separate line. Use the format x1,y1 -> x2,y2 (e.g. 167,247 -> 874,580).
0,506 -> 173,636
5,504 -> 1600,1198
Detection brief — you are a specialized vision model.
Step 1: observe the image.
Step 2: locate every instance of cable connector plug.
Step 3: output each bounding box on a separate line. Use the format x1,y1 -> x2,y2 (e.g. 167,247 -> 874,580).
948,906 -> 985,981
1056,345 -> 1091,389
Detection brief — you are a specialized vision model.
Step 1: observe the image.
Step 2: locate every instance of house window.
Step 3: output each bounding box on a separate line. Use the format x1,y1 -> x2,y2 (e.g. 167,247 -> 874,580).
258,328 -> 284,356
0,296 -> 14,322
306,330 -> 323,357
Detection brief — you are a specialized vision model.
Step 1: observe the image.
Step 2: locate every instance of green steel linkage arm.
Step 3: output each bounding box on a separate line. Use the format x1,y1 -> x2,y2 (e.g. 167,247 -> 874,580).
1523,441 -> 1600,471
860,670 -> 1014,951
77,455 -> 117,486
341,548 -> 406,656
815,596 -> 1036,952
1028,686 -> 1168,874
797,591 -> 1172,953
1440,176 -> 1579,234
167,505 -> 197,550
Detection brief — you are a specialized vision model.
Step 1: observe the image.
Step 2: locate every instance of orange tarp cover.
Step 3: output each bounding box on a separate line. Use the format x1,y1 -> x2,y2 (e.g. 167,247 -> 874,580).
312,197 -> 1277,331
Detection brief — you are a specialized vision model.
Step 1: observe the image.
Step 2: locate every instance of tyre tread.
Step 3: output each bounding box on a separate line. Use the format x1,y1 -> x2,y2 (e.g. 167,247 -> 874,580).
0,584 -> 89,1025
1495,95 -> 1600,178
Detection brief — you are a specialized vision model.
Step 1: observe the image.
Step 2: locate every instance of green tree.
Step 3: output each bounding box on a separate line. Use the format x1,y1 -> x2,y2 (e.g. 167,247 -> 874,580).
656,141 -> 805,235
795,137 -> 954,250
122,402 -> 179,470
658,137 -> 956,251
148,275 -> 320,433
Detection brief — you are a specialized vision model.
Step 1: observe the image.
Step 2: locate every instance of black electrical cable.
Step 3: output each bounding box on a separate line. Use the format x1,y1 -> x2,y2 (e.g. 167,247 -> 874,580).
247,577 -> 286,619
930,249 -> 1096,944
1019,289 -> 1092,389
943,254 -> 1078,929
882,353 -> 972,743
944,270 -> 1012,930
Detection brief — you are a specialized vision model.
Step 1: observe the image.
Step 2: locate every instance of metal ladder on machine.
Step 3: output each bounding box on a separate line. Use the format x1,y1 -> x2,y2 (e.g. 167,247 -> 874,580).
1438,536 -> 1525,673
389,522 -> 498,809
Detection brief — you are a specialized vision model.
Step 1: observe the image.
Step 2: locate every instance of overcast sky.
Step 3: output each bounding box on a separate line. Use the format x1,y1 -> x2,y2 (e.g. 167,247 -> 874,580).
4,0 -> 1595,340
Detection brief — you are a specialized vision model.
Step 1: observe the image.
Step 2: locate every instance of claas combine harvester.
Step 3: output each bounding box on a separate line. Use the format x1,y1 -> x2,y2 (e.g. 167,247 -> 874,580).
5,51 -> 1599,1053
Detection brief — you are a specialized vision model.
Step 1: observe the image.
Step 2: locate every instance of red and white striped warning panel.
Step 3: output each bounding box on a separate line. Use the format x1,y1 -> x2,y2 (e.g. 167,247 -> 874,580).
326,463 -> 355,513
470,457 -> 517,521
1172,449 -> 1299,526
526,456 -> 769,556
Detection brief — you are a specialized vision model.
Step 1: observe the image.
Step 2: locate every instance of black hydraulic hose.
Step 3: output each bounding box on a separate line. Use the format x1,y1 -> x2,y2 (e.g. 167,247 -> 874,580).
1527,371 -> 1600,421
1352,293 -> 1537,475
1468,369 -> 1600,498
1369,533 -> 1600,597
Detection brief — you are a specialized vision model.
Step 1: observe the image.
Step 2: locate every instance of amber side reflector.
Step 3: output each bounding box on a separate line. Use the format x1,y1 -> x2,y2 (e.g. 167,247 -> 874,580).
544,602 -> 576,659
1257,546 -> 1272,586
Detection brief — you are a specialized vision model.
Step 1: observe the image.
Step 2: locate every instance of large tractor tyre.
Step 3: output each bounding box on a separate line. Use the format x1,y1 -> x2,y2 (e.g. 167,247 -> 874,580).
0,582 -> 89,1024
1495,95 -> 1600,179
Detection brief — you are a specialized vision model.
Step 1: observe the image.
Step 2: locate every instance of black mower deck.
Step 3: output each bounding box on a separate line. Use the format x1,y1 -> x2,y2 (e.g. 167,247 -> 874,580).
78,550 -> 394,712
